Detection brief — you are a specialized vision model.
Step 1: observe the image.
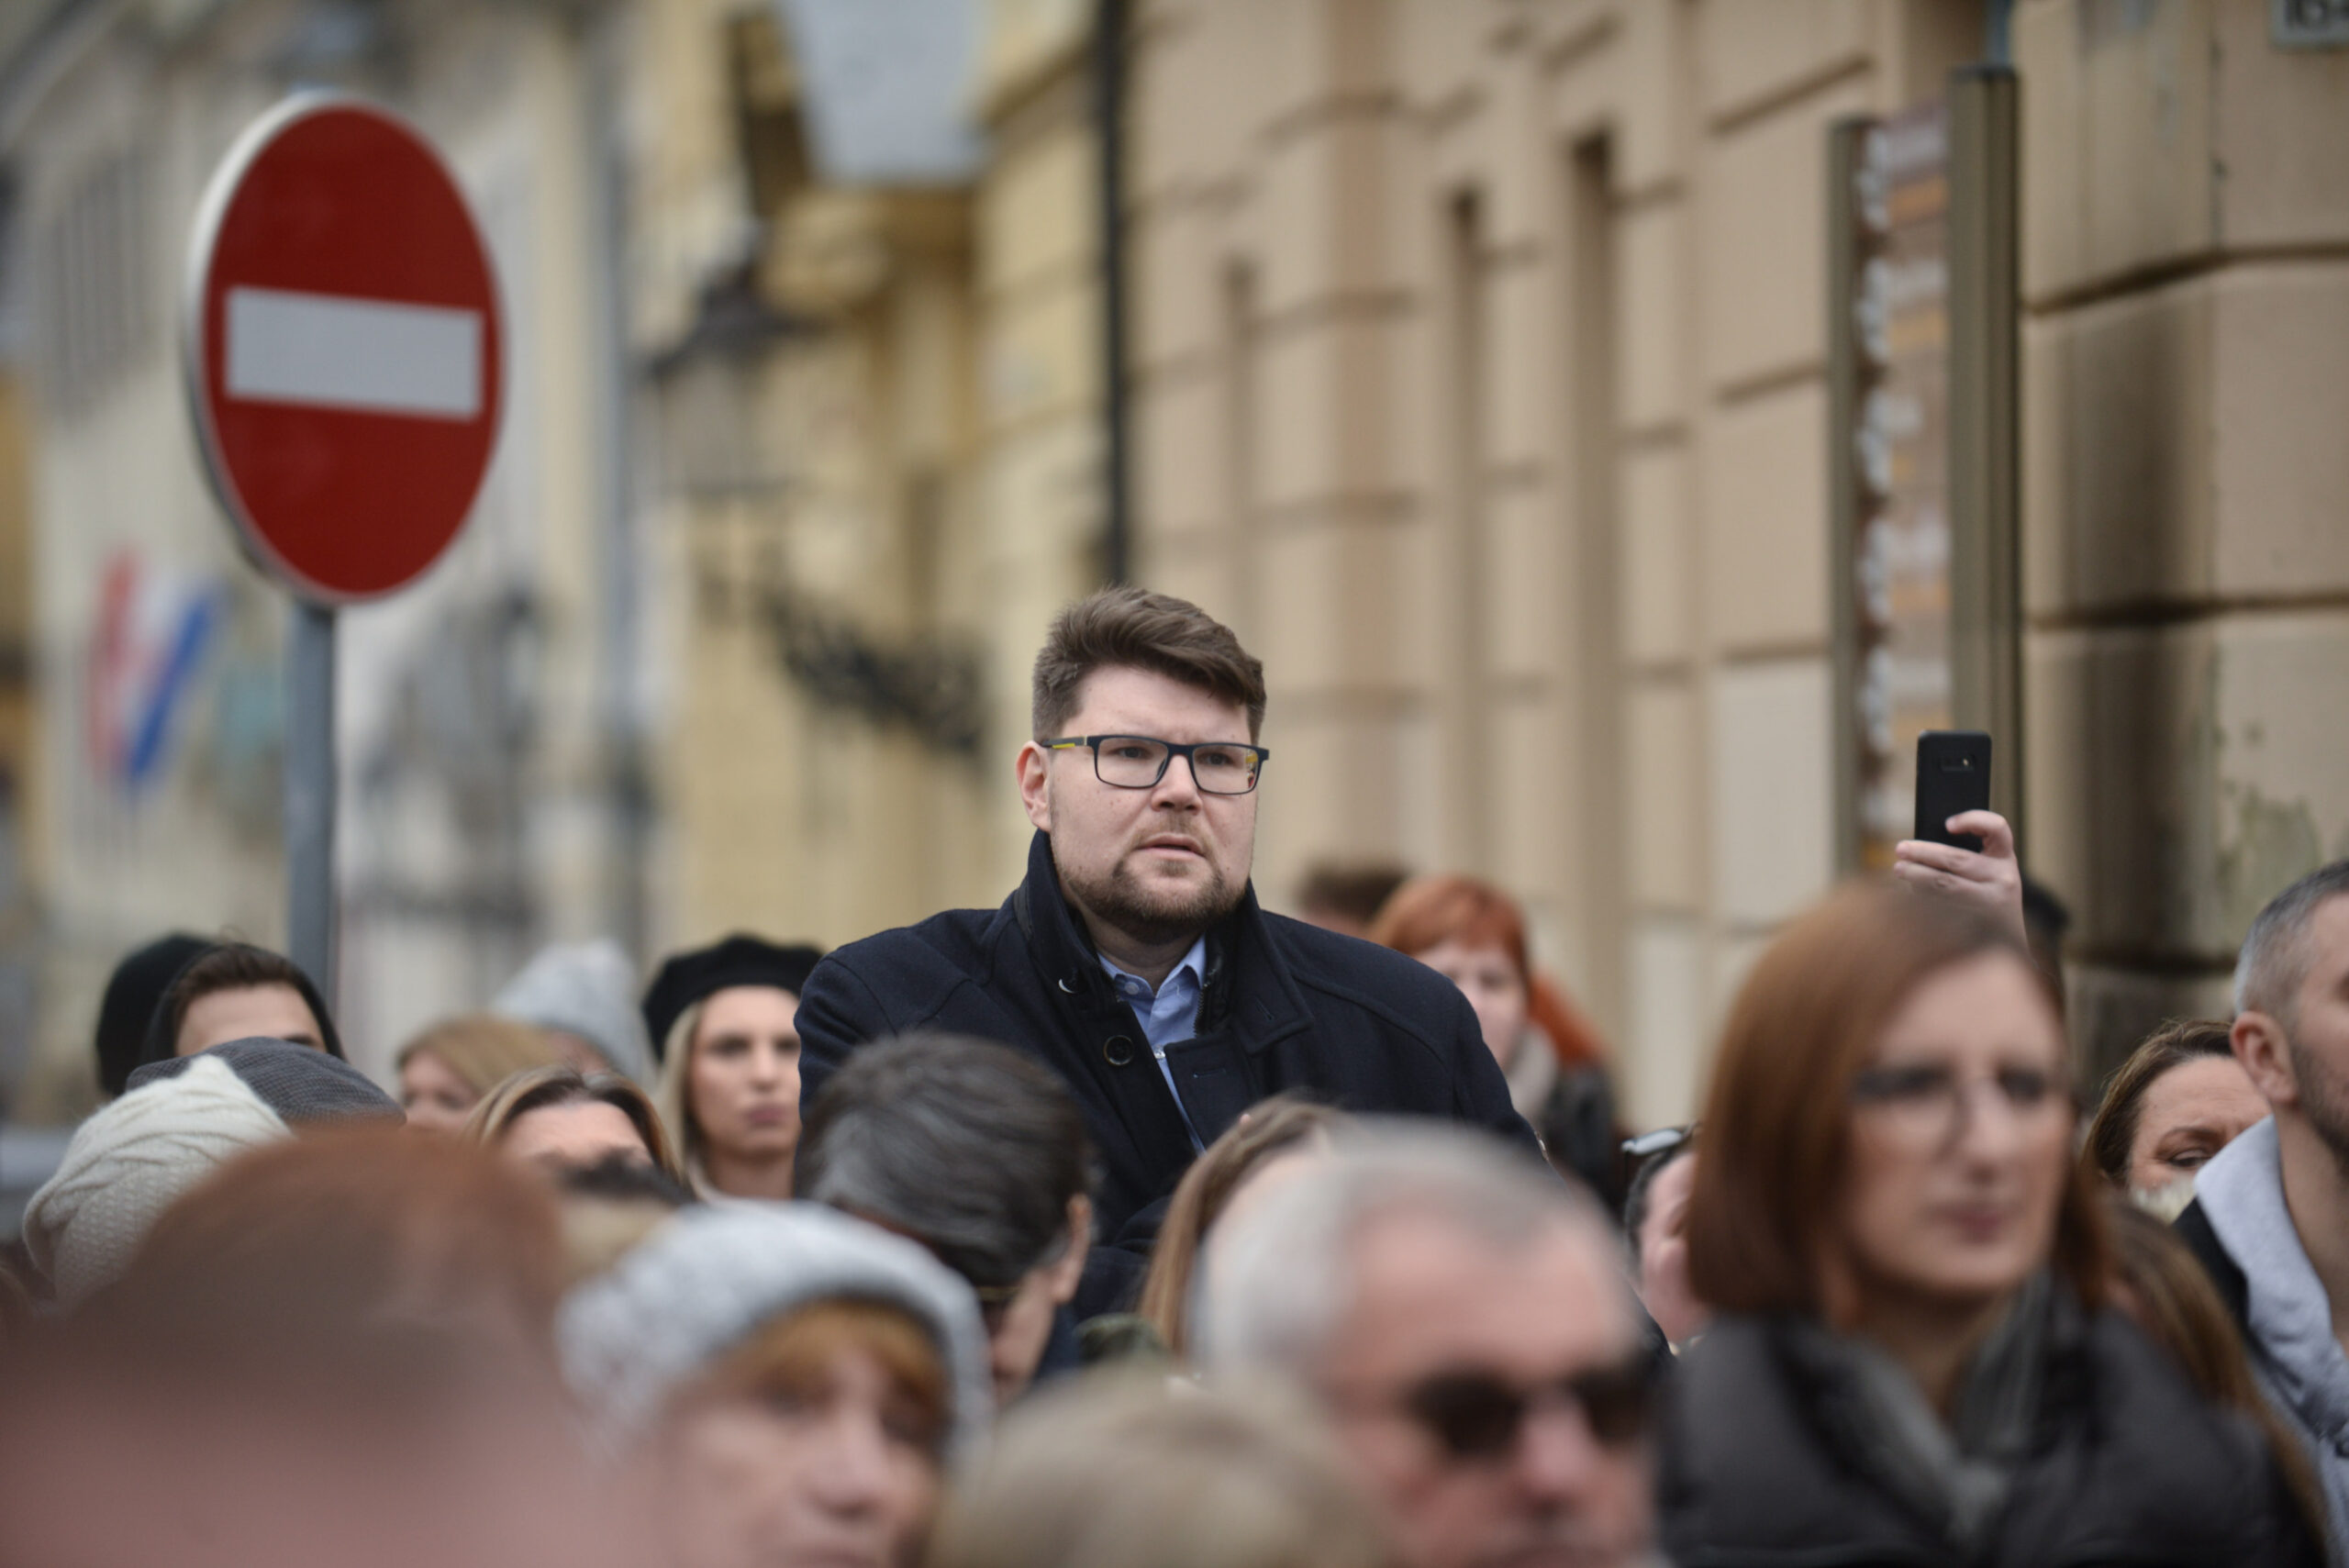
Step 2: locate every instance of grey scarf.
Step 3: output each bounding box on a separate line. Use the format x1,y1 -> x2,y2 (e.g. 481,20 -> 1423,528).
1780,1271 -> 2053,1559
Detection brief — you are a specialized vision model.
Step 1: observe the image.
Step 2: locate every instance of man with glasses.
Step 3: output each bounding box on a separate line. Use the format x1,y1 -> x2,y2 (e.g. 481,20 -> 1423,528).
794,586 -> 1533,1306
1197,1126 -> 1656,1568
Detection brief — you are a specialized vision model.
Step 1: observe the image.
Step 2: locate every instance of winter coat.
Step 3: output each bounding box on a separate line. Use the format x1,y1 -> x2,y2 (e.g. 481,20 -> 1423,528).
1659,1298 -> 2321,1568
795,830 -> 1539,1297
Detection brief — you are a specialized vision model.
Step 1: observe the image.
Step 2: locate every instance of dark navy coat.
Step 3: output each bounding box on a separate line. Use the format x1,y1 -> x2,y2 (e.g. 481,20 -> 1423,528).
1659,1299 -> 2322,1568
796,830 -> 1539,1288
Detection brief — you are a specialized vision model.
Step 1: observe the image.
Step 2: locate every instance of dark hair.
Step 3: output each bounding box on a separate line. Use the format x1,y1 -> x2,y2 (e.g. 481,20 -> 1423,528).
1685,878 -> 2108,1319
2235,859 -> 2349,1023
462,1065 -> 685,1184
1137,1095 -> 1350,1354
1030,587 -> 1266,741
2082,1019 -> 2238,1187
142,941 -> 342,1065
799,1033 -> 1093,1290
558,1152 -> 696,1210
1295,863 -> 1408,929
94,932 -> 210,1096
1621,1140 -> 1695,1271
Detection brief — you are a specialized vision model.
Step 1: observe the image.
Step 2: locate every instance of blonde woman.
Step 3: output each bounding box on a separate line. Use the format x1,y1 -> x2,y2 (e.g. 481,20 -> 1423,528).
396,1013 -> 564,1132
464,1065 -> 685,1185
641,935 -> 823,1199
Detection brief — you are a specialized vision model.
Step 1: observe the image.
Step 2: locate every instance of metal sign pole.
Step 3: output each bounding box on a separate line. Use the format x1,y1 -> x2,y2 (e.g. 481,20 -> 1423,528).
285,599 -> 337,1007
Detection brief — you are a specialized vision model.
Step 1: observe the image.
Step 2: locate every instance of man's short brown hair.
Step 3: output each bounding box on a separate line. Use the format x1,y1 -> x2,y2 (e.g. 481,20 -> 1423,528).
1031,587 -> 1267,740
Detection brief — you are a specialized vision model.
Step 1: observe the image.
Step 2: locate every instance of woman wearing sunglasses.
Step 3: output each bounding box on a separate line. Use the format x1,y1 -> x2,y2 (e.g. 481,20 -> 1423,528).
1660,879 -> 2316,1567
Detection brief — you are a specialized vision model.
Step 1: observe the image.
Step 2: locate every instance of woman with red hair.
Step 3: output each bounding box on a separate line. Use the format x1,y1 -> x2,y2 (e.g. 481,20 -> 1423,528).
1369,874 -> 1619,1200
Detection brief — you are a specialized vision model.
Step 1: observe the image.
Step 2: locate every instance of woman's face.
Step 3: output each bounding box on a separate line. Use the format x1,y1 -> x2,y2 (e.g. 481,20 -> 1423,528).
2126,1053 -> 2268,1195
662,1345 -> 941,1568
1839,951 -> 2072,1312
400,1049 -> 477,1133
503,1100 -> 651,1175
1411,939 -> 1530,1070
688,986 -> 802,1165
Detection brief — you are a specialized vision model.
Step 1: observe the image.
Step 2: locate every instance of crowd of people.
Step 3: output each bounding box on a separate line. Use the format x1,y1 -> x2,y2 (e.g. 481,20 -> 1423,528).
4,585 -> 2345,1568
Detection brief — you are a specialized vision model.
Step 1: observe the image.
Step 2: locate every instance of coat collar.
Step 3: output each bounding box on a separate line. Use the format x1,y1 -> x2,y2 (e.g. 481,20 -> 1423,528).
1010,829 -> 1308,1054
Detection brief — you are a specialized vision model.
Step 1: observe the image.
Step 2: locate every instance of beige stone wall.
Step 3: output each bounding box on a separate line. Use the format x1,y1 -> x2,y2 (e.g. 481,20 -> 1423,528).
2016,0 -> 2349,1075
1122,0 -> 2349,1119
1127,0 -> 1988,1127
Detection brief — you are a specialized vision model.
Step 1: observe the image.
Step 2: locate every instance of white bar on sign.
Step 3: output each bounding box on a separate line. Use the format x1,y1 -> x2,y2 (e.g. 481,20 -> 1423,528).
225,286 -> 482,421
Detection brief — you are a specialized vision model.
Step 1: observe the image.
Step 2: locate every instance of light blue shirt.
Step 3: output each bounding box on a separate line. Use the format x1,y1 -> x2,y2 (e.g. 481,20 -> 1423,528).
1097,935 -> 1208,1151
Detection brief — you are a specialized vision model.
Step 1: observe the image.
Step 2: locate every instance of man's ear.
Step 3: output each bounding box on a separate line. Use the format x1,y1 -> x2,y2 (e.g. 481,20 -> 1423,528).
1017,741 -> 1053,833
1046,1194 -> 1093,1307
2235,1011 -> 2298,1108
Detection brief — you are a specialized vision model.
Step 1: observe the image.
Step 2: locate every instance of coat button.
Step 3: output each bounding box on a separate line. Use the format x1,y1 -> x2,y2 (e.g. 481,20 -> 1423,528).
1103,1035 -> 1136,1067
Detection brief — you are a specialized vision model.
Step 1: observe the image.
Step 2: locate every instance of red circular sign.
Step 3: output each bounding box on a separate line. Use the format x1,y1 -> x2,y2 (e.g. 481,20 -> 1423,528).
185,95 -> 503,604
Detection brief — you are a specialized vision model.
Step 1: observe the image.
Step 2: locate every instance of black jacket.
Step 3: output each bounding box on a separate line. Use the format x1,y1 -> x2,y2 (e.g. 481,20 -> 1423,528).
1659,1304 -> 2321,1568
796,831 -> 1539,1275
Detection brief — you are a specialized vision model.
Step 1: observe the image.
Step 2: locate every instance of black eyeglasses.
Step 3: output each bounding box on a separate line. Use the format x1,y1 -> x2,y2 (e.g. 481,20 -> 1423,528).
1848,1063 -> 2069,1151
1346,1354 -> 1656,1462
1042,734 -> 1271,795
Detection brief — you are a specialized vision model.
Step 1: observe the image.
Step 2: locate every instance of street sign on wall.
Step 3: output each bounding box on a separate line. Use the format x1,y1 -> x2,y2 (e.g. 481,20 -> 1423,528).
1843,103 -> 1953,870
184,92 -> 503,605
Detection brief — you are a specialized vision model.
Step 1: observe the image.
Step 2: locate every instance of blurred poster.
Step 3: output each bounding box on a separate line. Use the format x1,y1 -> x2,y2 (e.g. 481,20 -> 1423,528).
1845,105 -> 1951,870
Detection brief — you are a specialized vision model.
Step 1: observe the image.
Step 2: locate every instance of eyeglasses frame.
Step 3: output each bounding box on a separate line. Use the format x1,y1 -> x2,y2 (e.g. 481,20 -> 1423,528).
1041,733 -> 1272,795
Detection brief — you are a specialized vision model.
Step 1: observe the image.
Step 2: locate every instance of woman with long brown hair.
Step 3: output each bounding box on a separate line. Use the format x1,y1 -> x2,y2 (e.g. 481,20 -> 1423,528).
1660,879 -> 2315,1566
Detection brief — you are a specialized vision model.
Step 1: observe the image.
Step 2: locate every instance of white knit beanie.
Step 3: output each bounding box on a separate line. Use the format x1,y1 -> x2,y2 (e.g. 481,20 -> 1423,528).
492,939 -> 653,1084
23,1055 -> 291,1306
559,1201 -> 995,1457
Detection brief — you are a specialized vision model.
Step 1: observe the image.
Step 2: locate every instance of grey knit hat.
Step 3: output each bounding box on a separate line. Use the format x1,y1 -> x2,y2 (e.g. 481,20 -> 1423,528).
126,1038 -> 402,1125
559,1201 -> 993,1455
492,940 -> 652,1084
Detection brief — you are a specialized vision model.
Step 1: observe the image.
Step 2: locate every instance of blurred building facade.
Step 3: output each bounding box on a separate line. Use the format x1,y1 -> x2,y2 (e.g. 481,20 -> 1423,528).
1,0 -> 2343,1129
1119,0 -> 2349,1120
1,0 -> 650,1110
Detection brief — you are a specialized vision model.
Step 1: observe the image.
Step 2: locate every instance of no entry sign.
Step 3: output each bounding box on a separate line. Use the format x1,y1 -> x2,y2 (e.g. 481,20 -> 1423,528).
184,93 -> 502,604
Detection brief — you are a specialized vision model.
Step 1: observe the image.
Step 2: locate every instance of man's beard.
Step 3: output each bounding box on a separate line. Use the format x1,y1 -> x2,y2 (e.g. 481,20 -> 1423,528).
1055,835 -> 1243,949
2288,1027 -> 2349,1180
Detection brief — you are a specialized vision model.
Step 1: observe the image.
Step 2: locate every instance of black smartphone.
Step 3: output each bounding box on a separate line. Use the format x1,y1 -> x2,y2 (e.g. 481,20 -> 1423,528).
1914,730 -> 1992,851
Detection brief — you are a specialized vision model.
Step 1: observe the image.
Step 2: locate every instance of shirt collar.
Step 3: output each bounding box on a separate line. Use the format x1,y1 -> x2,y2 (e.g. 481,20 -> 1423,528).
1097,934 -> 1208,1000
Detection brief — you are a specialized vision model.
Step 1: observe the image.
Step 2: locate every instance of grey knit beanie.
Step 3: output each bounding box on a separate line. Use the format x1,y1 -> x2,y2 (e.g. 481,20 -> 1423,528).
492,940 -> 652,1084
559,1201 -> 993,1455
126,1037 -> 402,1125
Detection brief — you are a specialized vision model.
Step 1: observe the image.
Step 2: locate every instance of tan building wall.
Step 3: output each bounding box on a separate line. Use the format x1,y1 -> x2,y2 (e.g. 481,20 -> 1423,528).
2015,0 -> 2349,1073
1125,0 -> 1990,1126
